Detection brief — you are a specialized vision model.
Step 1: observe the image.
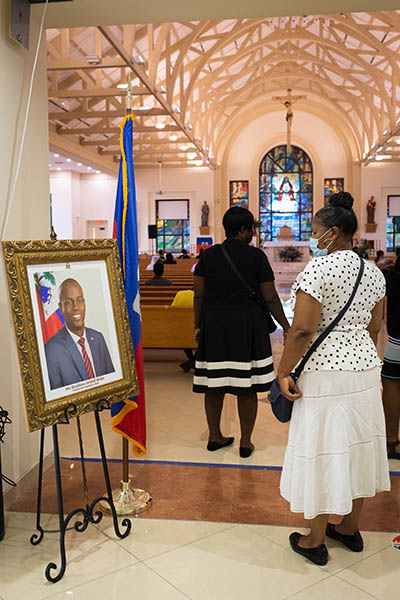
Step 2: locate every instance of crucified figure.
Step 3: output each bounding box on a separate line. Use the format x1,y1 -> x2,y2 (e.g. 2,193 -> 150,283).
272,89 -> 306,152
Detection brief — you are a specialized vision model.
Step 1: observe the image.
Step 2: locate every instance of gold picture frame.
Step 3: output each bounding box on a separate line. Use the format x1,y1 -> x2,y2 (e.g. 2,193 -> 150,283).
2,239 -> 139,432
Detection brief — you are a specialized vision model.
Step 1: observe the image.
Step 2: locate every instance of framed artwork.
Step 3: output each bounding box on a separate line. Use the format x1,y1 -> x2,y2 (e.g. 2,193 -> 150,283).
324,178 -> 344,205
230,180 -> 249,208
2,239 -> 138,432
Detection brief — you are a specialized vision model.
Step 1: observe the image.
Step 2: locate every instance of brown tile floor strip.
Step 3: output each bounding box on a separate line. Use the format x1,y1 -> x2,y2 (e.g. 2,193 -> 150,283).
9,459 -> 400,532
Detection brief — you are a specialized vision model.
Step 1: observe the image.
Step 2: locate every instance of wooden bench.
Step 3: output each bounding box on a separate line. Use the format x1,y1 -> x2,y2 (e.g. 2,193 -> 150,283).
141,305 -> 196,348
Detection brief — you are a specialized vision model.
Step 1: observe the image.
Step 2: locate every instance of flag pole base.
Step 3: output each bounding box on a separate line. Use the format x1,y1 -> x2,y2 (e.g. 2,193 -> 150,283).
99,480 -> 152,516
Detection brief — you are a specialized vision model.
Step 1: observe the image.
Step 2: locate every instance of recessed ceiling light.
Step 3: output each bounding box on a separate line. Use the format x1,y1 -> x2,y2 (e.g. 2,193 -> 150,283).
54,153 -> 59,158
87,166 -> 92,170
155,123 -> 165,130
179,145 -> 187,151
77,162 -> 82,166
66,158 -> 71,162
117,83 -> 128,89
396,139 -> 400,145
169,134 -> 178,141
188,124 -> 193,130
96,170 -> 101,174
194,159 -> 203,166
48,163 -> 51,167
187,152 -> 197,160
56,167 -> 61,171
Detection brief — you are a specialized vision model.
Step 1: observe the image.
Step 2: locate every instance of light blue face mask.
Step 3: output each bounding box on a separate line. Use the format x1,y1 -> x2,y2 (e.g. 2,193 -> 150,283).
310,228 -> 332,257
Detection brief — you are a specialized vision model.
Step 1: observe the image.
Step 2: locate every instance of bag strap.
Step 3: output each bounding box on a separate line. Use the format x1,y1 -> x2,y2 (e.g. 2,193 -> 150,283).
293,256 -> 365,380
219,243 -> 257,297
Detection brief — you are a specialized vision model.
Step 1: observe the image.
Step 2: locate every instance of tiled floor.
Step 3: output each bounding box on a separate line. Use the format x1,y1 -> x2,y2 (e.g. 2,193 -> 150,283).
2,511 -> 399,599
3,284 -> 400,598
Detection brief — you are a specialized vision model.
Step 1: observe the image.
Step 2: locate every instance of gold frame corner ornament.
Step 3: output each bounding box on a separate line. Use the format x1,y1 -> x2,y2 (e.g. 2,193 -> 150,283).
2,239 -> 138,432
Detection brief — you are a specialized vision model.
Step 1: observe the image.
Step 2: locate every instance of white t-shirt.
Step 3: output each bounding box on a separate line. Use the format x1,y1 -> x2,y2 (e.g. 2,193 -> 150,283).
291,250 -> 386,372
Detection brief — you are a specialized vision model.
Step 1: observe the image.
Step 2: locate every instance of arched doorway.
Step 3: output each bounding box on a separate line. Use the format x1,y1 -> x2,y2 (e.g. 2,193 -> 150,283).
259,145 -> 313,244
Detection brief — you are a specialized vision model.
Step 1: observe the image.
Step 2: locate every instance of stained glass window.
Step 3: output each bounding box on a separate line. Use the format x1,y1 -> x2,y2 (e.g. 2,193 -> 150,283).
156,200 -> 190,252
387,195 -> 400,252
259,145 -> 313,244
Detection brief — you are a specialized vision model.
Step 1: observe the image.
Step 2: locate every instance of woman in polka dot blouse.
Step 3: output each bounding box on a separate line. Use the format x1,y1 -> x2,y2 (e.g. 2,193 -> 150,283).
278,192 -> 390,566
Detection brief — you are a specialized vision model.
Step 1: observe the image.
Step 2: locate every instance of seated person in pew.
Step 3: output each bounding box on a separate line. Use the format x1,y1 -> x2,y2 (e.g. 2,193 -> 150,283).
144,260 -> 173,287
178,249 -> 191,259
171,288 -> 195,372
164,252 -> 177,264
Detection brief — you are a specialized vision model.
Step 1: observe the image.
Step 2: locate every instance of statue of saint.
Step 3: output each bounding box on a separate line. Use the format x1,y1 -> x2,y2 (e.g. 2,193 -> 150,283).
201,201 -> 210,227
367,196 -> 376,224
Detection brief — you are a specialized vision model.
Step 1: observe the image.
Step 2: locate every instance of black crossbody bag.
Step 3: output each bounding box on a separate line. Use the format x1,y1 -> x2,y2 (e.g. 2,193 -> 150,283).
268,256 -> 365,422
219,243 -> 277,333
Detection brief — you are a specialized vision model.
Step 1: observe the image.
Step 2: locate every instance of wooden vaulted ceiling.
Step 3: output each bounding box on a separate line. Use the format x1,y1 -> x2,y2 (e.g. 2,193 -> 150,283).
47,11 -> 400,171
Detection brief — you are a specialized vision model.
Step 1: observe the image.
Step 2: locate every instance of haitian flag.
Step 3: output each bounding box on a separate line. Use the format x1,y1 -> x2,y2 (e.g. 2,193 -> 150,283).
34,271 -> 64,343
111,113 -> 146,456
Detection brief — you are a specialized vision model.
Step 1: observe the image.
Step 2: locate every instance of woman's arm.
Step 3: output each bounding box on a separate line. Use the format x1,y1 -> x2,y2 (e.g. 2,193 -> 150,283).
260,281 -> 290,331
277,290 -> 321,400
194,275 -> 206,341
366,297 -> 385,348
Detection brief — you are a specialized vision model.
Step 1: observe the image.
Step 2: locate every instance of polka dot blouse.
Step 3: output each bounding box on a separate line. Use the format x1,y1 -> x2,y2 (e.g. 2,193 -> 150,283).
290,250 -> 386,372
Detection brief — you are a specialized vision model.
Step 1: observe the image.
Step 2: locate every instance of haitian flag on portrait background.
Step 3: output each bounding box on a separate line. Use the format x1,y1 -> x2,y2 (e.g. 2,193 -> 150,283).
34,271 -> 64,343
111,113 -> 146,457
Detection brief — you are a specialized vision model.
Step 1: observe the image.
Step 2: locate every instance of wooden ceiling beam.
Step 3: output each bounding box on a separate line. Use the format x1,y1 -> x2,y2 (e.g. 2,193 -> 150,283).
48,87 -> 154,99
59,125 -> 181,135
48,58 -> 126,71
49,108 -> 168,120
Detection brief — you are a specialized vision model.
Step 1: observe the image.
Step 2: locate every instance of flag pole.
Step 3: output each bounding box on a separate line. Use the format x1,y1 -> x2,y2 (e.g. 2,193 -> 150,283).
101,76 -> 151,515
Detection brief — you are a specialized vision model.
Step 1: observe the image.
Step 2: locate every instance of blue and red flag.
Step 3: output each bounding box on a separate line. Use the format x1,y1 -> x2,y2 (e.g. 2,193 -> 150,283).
111,113 -> 146,457
34,271 -> 64,343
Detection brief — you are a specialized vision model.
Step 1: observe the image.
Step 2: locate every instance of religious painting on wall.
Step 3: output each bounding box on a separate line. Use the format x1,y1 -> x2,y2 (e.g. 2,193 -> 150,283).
387,195 -> 400,252
2,239 -> 138,432
230,180 -> 249,208
259,145 -> 313,244
324,178 -> 344,205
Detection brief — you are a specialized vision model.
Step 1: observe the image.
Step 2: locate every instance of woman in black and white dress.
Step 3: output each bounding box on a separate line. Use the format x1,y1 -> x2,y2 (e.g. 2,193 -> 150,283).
278,192 -> 390,566
193,207 -> 290,457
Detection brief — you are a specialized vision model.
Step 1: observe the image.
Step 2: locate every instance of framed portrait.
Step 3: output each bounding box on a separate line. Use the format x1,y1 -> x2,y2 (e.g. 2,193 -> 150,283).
2,239 -> 138,432
229,180 -> 249,208
324,178 -> 344,205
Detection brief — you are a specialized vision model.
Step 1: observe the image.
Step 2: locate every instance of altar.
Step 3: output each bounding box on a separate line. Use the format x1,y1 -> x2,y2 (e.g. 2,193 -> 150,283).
263,240 -> 310,280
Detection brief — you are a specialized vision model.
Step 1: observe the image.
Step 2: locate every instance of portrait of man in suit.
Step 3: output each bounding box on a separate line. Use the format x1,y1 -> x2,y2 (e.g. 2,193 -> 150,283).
44,278 -> 115,390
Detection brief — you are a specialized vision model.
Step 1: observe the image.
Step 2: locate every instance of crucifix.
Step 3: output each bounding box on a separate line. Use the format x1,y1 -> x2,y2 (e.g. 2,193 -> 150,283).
272,88 -> 306,152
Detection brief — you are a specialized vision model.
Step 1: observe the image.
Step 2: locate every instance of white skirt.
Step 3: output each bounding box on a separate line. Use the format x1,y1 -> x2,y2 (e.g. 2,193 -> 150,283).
280,367 -> 390,520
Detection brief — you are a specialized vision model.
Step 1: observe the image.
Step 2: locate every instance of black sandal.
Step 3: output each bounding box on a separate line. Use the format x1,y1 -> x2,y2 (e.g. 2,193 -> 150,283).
387,440 -> 400,460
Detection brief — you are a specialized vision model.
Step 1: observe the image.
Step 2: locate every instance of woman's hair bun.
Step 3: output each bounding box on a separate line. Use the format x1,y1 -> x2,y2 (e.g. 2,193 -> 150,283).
328,191 -> 354,210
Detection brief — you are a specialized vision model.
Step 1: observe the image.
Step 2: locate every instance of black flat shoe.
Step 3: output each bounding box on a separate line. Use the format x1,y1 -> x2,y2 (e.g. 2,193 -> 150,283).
326,523 -> 364,552
207,437 -> 234,451
387,440 -> 400,460
239,446 -> 254,458
289,532 -> 328,566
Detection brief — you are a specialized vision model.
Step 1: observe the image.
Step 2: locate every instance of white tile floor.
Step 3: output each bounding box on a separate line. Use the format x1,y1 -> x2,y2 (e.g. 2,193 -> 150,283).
2,294 -> 399,598
1,512 -> 398,599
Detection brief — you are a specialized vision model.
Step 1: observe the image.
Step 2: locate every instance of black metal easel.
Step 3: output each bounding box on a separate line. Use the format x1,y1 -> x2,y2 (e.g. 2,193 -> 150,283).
30,399 -> 131,583
0,407 -> 15,542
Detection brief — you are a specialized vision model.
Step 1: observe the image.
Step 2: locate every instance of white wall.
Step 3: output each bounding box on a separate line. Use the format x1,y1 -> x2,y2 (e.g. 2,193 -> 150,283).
361,163 -> 400,252
225,110 -> 348,217
79,174 -> 117,238
0,5 -> 51,491
50,171 -> 73,238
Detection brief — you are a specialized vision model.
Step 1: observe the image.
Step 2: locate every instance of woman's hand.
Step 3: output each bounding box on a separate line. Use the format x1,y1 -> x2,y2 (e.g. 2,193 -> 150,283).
278,375 -> 302,401
194,328 -> 200,344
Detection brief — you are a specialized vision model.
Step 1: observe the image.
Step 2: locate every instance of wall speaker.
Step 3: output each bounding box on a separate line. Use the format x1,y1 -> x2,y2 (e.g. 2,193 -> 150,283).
148,225 -> 157,239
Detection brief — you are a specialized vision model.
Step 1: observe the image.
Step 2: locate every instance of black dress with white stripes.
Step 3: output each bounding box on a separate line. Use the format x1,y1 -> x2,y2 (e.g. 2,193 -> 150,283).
193,238 -> 275,395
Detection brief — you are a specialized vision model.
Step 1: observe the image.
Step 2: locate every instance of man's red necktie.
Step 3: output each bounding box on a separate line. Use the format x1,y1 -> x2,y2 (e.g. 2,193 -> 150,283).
78,337 -> 95,379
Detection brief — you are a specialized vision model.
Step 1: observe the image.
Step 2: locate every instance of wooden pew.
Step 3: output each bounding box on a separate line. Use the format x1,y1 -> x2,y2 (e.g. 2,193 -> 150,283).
142,305 -> 196,348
